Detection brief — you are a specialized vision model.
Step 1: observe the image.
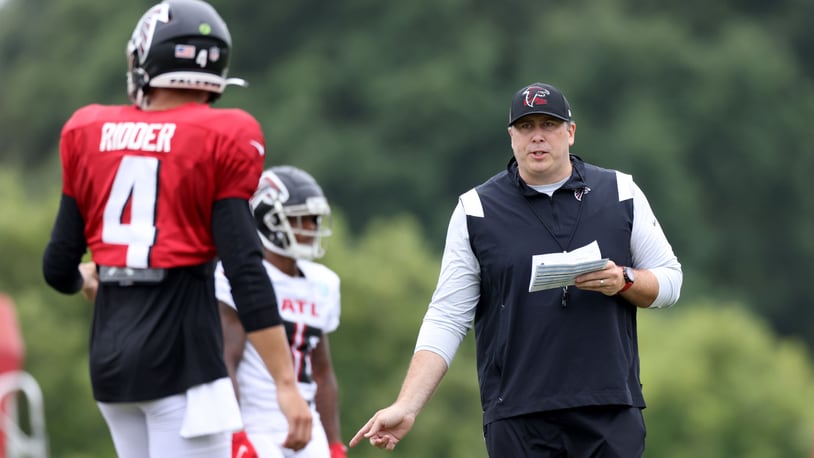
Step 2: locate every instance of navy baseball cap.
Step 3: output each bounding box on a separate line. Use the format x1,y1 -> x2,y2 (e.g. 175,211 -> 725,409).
508,82 -> 572,126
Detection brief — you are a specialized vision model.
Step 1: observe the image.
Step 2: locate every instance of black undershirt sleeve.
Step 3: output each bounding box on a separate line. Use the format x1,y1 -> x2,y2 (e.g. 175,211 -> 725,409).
42,194 -> 87,294
212,198 -> 282,332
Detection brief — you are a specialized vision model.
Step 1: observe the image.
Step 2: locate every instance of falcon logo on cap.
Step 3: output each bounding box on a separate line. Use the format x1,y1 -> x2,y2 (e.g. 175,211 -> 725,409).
509,82 -> 572,126
523,87 -> 551,108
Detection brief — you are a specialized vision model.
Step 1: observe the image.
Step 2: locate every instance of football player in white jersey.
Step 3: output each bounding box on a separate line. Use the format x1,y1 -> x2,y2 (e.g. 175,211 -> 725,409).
215,166 -> 347,458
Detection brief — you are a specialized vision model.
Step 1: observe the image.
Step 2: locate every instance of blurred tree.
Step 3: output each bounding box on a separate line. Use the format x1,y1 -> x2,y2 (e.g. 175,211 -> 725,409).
3,0 -> 814,454
640,302 -> 814,458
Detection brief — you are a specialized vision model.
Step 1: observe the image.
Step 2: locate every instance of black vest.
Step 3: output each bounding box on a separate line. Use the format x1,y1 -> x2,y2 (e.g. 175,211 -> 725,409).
466,155 -> 643,425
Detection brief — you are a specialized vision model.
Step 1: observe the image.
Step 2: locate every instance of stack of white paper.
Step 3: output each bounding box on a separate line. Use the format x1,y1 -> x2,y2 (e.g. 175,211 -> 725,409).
528,241 -> 608,292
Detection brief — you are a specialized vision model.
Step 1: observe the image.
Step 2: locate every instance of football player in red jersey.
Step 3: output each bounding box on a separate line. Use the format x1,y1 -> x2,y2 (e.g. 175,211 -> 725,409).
42,1 -> 311,456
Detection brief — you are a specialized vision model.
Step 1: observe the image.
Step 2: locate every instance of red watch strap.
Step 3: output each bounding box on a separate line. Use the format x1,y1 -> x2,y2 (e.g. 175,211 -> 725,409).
618,266 -> 634,294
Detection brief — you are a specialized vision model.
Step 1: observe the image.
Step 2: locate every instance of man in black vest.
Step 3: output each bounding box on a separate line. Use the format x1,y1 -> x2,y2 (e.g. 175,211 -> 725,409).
350,82 -> 683,457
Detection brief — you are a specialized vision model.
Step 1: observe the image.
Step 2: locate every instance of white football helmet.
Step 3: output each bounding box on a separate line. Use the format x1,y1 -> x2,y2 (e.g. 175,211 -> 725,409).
250,166 -> 332,260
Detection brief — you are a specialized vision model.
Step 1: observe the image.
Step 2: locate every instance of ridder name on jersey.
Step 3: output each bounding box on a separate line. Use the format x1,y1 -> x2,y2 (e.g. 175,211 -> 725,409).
99,122 -> 176,153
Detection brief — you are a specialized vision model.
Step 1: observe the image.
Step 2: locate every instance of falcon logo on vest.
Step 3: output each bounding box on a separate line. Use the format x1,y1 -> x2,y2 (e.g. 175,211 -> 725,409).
574,186 -> 591,201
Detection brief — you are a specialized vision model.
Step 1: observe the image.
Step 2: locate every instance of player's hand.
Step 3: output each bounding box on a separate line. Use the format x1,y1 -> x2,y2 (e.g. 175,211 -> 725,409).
276,385 -> 312,451
78,262 -> 98,303
329,442 -> 348,458
231,431 -> 258,458
349,404 -> 416,451
574,260 -> 621,296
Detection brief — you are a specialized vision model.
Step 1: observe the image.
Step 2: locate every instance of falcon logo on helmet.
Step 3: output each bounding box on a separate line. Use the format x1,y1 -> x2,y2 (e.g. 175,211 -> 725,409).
130,4 -> 170,64
250,166 -> 332,261
257,169 -> 289,203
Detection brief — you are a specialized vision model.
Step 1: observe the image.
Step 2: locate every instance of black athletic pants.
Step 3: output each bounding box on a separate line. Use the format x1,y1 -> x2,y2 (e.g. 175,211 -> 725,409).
483,405 -> 646,458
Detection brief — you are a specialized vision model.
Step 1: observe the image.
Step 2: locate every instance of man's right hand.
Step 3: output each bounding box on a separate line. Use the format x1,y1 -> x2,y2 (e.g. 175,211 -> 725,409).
277,384 -> 312,450
349,404 -> 416,451
247,325 -> 314,450
78,262 -> 98,302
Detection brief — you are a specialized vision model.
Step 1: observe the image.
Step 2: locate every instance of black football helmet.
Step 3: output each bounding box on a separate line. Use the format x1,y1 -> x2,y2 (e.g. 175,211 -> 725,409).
250,166 -> 332,260
126,0 -> 247,104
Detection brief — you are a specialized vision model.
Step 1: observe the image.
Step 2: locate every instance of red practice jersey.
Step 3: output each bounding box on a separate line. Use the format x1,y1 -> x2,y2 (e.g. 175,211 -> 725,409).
60,102 -> 266,268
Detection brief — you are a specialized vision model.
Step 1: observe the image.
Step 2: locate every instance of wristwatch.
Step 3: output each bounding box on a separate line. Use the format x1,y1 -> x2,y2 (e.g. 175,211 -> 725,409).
618,266 -> 635,294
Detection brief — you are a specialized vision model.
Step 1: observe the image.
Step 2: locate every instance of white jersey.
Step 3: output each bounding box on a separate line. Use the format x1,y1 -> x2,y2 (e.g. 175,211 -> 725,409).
215,258 -> 341,430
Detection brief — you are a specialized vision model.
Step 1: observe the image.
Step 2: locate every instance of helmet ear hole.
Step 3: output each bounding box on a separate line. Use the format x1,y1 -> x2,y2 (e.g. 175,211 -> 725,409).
127,67 -> 151,105
274,232 -> 292,250
134,68 -> 148,84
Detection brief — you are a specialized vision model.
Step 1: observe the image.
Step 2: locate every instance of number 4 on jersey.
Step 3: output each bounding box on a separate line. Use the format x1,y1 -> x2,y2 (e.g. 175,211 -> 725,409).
102,155 -> 159,268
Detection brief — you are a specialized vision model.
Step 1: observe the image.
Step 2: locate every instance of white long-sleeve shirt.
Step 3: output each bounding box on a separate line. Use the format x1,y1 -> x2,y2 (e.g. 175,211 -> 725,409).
415,178 -> 683,367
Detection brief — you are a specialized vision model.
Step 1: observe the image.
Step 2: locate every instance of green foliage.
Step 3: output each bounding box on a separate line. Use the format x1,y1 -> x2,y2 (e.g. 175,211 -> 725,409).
3,0 -> 814,455
0,171 -> 56,294
640,303 -> 814,457
324,214 -> 487,457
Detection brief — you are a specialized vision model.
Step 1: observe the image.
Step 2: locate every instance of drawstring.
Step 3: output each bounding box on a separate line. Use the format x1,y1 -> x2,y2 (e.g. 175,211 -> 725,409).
523,189 -> 586,308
